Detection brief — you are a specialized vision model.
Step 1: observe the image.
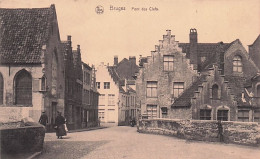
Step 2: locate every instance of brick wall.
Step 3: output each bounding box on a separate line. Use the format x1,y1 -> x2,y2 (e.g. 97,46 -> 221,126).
138,118 -> 260,146
136,30 -> 197,118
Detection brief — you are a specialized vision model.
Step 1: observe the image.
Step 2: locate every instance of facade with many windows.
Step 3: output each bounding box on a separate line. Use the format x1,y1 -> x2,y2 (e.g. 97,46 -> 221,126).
0,5 -> 65,127
136,29 -> 260,122
96,56 -> 139,125
82,62 -> 99,128
96,63 -> 120,124
136,30 -> 197,119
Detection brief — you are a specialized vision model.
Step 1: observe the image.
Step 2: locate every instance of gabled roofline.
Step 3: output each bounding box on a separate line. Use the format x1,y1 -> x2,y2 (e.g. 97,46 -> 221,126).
248,34 -> 260,47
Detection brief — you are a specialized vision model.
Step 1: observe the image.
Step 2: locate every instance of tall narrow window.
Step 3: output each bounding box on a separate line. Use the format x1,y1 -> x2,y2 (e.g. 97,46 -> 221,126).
85,72 -> 90,85
0,73 -> 3,104
146,81 -> 157,97
99,94 -> 105,106
147,105 -> 157,118
238,110 -> 249,122
98,109 -> 105,122
200,109 -> 211,120
108,94 -> 115,106
15,70 -> 32,105
217,109 -> 228,121
86,90 -> 90,104
163,55 -> 174,71
233,55 -> 242,73
41,76 -> 46,91
96,82 -> 100,89
173,82 -> 184,98
104,82 -> 110,89
212,84 -> 219,99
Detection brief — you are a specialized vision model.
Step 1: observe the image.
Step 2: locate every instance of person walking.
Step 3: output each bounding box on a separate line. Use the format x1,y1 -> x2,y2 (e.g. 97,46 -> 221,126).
55,112 -> 67,139
39,111 -> 48,126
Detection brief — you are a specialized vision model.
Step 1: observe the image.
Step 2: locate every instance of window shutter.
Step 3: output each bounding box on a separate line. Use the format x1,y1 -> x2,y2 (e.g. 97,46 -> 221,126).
218,87 -> 221,99
209,87 -> 212,99
33,79 -> 40,92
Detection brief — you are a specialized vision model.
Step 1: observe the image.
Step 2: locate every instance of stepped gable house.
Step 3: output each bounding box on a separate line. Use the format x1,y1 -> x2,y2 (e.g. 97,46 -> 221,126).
0,5 -> 65,126
60,35 -> 85,130
136,29 -> 260,122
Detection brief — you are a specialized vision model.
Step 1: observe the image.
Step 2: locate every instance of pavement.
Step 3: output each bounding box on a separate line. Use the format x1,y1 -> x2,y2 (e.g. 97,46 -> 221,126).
32,125 -> 260,159
0,126 -> 106,159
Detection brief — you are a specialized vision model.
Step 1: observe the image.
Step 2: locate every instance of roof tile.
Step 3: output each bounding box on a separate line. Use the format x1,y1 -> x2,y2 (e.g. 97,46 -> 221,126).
0,7 -> 53,64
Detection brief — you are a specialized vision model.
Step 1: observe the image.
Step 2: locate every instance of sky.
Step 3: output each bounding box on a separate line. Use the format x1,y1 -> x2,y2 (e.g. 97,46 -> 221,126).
1,0 -> 260,66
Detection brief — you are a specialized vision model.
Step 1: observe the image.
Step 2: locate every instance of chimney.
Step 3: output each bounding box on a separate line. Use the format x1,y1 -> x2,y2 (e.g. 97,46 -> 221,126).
189,28 -> 198,70
129,56 -> 136,65
114,55 -> 118,66
67,35 -> 72,46
189,28 -> 197,43
77,45 -> 80,51
166,30 -> 171,36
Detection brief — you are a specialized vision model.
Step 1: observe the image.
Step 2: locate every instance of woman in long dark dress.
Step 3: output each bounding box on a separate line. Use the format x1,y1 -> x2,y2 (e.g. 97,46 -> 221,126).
55,112 -> 66,139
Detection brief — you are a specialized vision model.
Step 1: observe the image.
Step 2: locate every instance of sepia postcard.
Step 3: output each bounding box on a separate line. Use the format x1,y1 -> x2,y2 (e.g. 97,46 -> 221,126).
0,0 -> 260,159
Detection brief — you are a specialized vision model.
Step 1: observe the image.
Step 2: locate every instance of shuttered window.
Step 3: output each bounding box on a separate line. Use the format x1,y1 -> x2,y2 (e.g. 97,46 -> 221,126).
147,105 -> 157,118
163,55 -> 174,71
147,81 -> 157,97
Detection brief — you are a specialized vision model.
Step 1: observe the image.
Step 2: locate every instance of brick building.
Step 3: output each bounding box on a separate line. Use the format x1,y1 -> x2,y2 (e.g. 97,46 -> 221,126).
61,35 -> 100,130
82,62 -> 99,128
249,35 -> 260,70
96,56 -> 139,125
0,5 -> 65,128
136,29 -> 260,122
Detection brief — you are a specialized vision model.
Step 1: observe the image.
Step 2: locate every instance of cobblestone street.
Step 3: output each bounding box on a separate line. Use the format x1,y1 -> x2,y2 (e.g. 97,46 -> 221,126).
35,125 -> 260,159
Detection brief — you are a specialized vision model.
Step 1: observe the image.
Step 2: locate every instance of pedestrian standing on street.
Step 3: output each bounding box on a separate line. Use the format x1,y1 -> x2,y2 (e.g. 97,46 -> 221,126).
39,111 -> 48,126
55,111 -> 67,139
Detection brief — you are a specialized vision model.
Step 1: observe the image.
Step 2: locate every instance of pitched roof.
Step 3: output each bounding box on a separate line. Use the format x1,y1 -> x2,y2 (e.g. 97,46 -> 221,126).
179,42 -> 230,57
108,66 -> 120,84
115,58 -> 139,80
172,74 -> 207,107
0,5 -> 55,64
224,75 -> 247,106
249,34 -> 260,47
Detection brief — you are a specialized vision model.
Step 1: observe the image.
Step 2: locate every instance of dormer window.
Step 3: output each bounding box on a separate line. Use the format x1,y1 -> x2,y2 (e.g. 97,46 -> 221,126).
233,55 -> 242,73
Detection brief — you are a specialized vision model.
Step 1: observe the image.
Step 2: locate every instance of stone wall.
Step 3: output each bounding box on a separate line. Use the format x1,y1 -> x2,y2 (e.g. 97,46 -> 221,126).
0,122 -> 45,154
138,118 -> 260,146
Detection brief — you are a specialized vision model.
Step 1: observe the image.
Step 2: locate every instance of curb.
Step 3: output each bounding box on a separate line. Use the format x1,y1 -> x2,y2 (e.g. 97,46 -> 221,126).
26,151 -> 42,159
68,126 -> 107,133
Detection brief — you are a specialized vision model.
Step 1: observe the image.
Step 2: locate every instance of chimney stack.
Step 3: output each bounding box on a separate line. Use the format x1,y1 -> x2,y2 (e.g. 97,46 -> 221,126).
114,55 -> 118,66
129,56 -> 136,65
67,35 -> 72,46
189,28 -> 197,43
166,30 -> 171,36
77,45 -> 80,52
